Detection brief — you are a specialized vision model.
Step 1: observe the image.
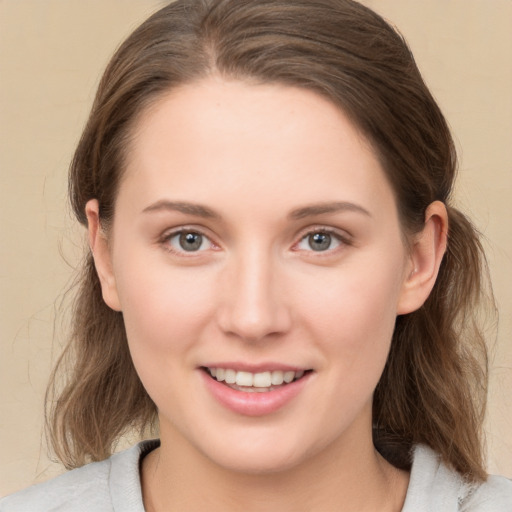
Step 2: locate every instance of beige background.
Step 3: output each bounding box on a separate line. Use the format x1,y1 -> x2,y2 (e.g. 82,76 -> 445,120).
1,0 -> 511,497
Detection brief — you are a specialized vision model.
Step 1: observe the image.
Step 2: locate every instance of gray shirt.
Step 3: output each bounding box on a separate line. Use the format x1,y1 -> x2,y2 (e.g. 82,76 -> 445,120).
1,441 -> 511,511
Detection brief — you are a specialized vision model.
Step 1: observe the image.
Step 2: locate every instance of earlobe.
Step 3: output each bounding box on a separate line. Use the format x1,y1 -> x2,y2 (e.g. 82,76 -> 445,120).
397,201 -> 448,315
85,199 -> 122,312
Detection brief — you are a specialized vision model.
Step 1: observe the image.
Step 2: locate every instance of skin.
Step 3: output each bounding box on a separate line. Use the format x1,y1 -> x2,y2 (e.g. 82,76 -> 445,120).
87,77 -> 447,511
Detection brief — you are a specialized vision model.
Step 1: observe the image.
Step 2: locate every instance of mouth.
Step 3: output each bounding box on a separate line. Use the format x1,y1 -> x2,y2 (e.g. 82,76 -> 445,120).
201,367 -> 312,393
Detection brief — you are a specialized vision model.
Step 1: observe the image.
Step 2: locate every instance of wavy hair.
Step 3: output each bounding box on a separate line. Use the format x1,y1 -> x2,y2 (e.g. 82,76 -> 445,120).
47,0 -> 492,481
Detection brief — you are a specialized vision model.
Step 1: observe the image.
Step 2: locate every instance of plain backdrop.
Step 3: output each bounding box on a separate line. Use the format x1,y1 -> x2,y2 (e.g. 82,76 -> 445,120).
1,0 -> 511,497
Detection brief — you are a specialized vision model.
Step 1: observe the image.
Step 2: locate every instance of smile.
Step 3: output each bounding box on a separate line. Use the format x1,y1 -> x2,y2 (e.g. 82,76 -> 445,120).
200,366 -> 313,415
206,367 -> 306,392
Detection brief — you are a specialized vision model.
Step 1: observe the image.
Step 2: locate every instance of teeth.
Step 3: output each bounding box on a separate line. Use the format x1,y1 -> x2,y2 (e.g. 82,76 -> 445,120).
225,369 -> 236,384
210,368 -> 305,388
283,371 -> 295,383
253,372 -> 272,387
271,371 -> 284,385
236,371 -> 253,387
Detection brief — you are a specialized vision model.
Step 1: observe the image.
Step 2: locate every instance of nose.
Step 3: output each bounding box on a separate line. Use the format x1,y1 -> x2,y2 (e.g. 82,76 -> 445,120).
216,247 -> 292,342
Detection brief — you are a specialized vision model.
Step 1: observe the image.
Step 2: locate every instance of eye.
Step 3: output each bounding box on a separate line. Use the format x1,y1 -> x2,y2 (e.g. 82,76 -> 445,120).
166,230 -> 212,253
296,230 -> 343,252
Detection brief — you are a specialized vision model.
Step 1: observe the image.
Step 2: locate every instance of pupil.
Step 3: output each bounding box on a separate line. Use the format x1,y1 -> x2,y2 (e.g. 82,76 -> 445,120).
309,232 -> 331,251
179,232 -> 202,251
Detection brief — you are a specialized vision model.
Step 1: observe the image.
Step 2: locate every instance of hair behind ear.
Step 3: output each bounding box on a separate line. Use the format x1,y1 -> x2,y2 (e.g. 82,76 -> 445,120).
373,205 -> 493,481
45,254 -> 156,468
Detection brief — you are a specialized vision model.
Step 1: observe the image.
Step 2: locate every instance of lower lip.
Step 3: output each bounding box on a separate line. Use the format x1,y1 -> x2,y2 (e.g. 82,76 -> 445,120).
200,370 -> 311,417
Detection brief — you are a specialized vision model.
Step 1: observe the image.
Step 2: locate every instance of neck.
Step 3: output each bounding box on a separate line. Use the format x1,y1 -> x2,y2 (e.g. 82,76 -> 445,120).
142,425 -> 409,512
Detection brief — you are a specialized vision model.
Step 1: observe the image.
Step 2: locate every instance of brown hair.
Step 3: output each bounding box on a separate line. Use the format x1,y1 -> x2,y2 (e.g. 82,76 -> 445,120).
47,0 -> 492,481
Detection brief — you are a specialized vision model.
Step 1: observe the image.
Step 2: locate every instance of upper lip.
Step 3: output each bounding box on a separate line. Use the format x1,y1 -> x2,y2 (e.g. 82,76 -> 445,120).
200,362 -> 310,373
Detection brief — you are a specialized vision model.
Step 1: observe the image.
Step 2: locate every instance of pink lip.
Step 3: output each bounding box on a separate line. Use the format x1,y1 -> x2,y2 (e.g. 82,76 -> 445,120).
202,361 -> 306,372
200,369 -> 312,417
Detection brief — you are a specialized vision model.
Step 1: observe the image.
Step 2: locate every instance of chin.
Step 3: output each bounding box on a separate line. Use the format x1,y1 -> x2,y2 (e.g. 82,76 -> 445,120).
191,425 -> 326,476
207,446 -> 308,476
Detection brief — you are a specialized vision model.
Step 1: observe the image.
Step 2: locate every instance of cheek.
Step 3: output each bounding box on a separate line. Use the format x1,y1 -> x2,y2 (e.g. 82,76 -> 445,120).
113,251 -> 216,356
112,257 -> 219,411
298,250 -> 405,369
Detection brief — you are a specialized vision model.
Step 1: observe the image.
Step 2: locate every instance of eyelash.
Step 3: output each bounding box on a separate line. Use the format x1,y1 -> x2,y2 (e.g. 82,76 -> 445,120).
159,227 -> 217,256
293,227 -> 352,254
158,226 -> 352,257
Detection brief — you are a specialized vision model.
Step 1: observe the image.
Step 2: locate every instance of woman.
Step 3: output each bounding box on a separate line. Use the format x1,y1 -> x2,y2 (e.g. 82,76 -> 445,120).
1,0 -> 511,510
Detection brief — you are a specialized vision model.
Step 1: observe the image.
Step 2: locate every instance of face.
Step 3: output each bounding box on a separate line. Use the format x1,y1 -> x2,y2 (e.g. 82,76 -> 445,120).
90,78 -> 426,474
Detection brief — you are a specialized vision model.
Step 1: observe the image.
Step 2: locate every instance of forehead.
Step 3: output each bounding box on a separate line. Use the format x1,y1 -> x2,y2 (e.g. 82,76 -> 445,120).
128,77 -> 373,162
118,78 -> 398,224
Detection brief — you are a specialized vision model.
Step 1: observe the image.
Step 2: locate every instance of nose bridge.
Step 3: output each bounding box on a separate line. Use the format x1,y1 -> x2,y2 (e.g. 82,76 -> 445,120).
218,242 -> 290,341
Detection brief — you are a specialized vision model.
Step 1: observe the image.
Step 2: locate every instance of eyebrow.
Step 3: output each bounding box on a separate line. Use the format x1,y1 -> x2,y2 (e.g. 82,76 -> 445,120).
142,199 -> 371,221
142,200 -> 220,219
288,201 -> 372,220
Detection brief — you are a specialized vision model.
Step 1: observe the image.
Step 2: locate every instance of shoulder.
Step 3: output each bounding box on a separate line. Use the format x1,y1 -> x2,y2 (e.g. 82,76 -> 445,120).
0,440 -> 159,512
402,444 -> 512,512
0,458 -> 112,512
463,474 -> 512,512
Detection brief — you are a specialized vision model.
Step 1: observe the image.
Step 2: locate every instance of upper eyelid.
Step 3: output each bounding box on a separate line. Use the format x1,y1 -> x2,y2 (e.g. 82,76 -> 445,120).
289,228 -> 352,256
157,224 -> 352,249
160,225 -> 213,240
159,226 -> 217,253
296,225 -> 352,242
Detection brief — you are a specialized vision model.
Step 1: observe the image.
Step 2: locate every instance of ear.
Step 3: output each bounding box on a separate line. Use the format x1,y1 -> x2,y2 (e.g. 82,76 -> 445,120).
397,201 -> 448,315
85,199 -> 122,312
